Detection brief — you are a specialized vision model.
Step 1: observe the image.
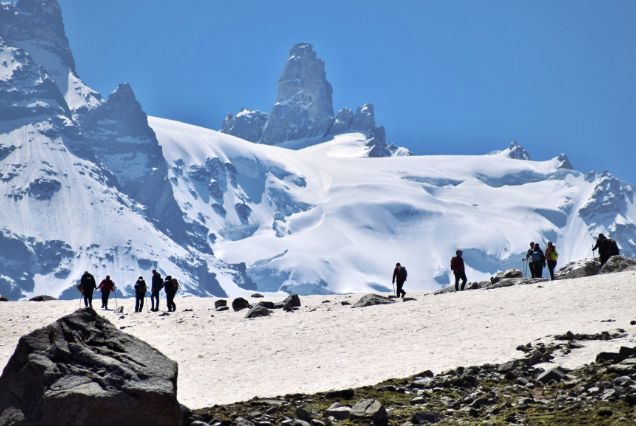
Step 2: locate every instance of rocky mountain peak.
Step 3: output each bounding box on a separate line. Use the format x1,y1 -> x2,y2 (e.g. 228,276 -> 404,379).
259,42 -> 334,145
557,153 -> 573,170
504,141 -> 531,160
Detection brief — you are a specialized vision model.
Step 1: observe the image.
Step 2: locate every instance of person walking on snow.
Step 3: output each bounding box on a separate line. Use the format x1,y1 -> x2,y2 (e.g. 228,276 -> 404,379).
134,276 -> 147,312
450,250 -> 467,291
524,242 -> 536,278
98,275 -> 115,309
79,270 -> 96,308
392,263 -> 407,298
530,244 -> 546,278
150,269 -> 163,312
545,242 -> 558,280
164,275 -> 179,312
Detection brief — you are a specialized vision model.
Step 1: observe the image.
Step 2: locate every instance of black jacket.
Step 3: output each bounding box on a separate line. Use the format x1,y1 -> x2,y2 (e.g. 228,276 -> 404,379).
80,273 -> 96,292
151,273 -> 163,292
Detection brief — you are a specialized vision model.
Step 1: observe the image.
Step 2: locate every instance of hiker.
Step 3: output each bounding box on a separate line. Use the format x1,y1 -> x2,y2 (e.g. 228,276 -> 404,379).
450,250 -> 467,291
79,271 -> 96,308
524,242 -> 536,278
164,275 -> 179,312
531,244 -> 546,278
545,242 -> 558,280
593,233 -> 620,266
98,275 -> 115,309
134,276 -> 147,312
392,263 -> 407,298
150,269 -> 163,312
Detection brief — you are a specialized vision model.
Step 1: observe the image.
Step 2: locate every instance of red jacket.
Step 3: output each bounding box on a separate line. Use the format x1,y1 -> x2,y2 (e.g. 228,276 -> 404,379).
450,256 -> 465,273
98,279 -> 115,293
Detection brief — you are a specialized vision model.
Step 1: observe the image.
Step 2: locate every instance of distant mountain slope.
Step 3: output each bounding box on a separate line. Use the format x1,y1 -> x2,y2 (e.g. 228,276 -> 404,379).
151,116 -> 636,294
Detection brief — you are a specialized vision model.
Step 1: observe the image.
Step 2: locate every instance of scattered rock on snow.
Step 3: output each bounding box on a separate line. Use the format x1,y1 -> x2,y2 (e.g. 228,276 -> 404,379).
0,308 -> 182,425
352,294 -> 394,308
232,297 -> 251,311
0,296 -> 8,302
216,306 -> 229,312
29,295 -> 56,302
245,305 -> 271,319
214,299 -> 227,309
282,294 -> 301,308
257,301 -> 276,309
251,293 -> 264,298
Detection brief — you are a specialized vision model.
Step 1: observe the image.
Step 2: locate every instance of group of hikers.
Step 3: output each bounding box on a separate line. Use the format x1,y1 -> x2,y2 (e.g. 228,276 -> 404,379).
77,269 -> 180,312
392,233 -> 621,297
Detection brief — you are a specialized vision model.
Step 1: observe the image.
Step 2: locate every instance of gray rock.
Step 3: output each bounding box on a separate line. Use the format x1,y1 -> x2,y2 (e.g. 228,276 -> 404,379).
257,301 -> 276,309
599,255 -> 636,274
260,43 -> 334,145
411,411 -> 440,424
215,306 -> 229,312
555,259 -> 601,280
214,299 -> 227,309
352,294 -> 394,308
114,306 -> 124,314
295,406 -> 313,422
28,295 -> 57,302
0,296 -> 8,302
490,269 -> 523,284
246,305 -> 271,319
282,294 -> 301,308
324,403 -> 351,420
251,293 -> 265,298
232,297 -> 251,311
221,108 -> 269,142
350,399 -> 388,426
536,367 -> 569,383
0,308 -> 181,425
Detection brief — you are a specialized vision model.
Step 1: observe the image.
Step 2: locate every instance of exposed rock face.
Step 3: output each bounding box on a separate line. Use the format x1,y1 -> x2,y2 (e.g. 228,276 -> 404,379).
0,0 -> 100,110
504,142 -> 531,160
0,308 -> 181,426
490,269 -> 523,284
221,108 -> 269,142
260,43 -> 334,145
221,43 -> 409,157
555,259 -> 601,280
78,83 -> 207,252
599,255 -> 636,274
245,305 -> 271,318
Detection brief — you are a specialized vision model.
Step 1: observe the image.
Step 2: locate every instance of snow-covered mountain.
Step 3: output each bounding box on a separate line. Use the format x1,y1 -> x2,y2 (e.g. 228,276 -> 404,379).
221,42 -> 409,157
1,0 -> 635,300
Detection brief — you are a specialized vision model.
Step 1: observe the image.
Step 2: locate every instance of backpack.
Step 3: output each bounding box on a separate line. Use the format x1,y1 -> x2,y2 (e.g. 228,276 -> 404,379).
170,278 -> 180,292
607,239 -> 620,256
531,250 -> 543,262
401,268 -> 407,282
549,249 -> 558,261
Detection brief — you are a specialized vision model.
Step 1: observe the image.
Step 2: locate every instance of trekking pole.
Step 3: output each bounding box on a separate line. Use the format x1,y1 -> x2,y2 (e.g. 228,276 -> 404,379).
114,288 -> 118,309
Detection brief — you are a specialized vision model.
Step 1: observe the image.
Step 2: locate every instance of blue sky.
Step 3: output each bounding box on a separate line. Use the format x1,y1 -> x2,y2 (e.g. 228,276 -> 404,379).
58,0 -> 636,182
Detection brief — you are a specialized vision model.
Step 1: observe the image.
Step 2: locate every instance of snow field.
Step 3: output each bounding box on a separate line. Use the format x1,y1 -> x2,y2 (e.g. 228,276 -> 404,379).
1,271 -> 635,408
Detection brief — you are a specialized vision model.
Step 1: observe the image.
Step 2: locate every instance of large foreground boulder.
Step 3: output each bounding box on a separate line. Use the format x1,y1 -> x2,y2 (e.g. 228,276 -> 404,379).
0,308 -> 181,426
352,294 -> 394,308
554,259 -> 601,280
599,255 -> 636,274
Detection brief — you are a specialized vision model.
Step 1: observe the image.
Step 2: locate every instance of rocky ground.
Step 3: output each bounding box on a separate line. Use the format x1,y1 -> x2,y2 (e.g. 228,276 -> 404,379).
190,328 -> 636,425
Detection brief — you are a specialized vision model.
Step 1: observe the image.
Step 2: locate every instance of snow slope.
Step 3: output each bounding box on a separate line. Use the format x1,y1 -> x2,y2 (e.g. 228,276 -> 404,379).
1,272 -> 635,408
150,116 -> 636,295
